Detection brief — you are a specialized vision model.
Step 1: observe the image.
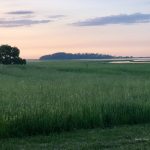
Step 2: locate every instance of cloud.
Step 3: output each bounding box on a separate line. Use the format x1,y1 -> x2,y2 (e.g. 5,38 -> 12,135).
49,15 -> 65,19
0,10 -> 65,27
0,19 -> 51,27
7,10 -> 34,15
73,13 -> 150,26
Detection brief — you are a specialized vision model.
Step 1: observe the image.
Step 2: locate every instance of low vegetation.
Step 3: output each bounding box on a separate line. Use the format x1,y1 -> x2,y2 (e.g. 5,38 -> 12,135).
0,61 -> 150,138
1,124 -> 150,150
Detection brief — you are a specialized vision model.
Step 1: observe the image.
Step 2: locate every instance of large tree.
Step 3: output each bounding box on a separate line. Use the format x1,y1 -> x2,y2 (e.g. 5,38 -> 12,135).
0,45 -> 26,65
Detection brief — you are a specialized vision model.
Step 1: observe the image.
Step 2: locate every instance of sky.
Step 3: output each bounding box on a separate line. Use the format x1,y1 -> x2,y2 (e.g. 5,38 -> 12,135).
0,0 -> 150,59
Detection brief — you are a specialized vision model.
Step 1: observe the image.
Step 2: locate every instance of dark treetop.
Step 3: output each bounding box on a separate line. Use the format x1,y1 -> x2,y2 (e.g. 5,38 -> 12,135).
0,45 -> 26,65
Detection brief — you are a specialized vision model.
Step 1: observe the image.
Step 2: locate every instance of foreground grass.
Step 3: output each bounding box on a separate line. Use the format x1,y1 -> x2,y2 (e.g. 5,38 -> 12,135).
1,124 -> 150,150
1,61 -> 150,137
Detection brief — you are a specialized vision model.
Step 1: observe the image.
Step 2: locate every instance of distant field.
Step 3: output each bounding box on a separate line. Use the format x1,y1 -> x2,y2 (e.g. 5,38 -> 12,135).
1,61 -> 150,138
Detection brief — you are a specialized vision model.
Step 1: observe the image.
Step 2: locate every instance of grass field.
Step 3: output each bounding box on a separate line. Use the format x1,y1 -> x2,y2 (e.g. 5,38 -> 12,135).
1,124 -> 150,150
0,61 -> 150,138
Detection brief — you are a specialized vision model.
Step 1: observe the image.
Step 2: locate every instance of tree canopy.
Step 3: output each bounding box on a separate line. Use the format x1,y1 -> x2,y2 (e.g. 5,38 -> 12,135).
0,45 -> 26,65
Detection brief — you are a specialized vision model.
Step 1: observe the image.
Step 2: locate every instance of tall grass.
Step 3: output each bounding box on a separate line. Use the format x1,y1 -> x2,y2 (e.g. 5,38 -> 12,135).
0,61 -> 150,137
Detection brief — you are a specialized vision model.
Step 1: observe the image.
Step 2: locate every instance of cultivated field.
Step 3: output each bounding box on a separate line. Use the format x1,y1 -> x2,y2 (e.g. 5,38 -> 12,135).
0,61 -> 150,138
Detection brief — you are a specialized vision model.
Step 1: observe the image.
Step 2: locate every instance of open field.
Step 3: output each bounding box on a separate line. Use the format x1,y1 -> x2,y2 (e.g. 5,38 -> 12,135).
1,124 -> 150,150
1,61 -> 150,138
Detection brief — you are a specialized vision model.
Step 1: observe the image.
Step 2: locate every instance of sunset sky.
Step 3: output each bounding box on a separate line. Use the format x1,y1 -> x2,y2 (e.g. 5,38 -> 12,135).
0,0 -> 150,59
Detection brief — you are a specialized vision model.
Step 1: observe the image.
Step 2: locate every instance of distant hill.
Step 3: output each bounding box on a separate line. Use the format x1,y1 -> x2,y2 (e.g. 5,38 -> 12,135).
40,52 -> 115,60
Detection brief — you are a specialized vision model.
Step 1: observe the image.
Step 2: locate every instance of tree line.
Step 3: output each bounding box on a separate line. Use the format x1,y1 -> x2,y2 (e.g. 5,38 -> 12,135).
40,52 -> 114,60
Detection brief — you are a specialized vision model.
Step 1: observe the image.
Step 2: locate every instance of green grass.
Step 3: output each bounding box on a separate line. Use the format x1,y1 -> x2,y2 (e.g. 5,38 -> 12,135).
1,61 -> 150,137
1,124 -> 150,150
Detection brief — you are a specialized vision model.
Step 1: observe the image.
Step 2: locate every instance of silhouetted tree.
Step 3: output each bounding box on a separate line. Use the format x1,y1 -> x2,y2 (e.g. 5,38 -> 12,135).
0,45 -> 26,65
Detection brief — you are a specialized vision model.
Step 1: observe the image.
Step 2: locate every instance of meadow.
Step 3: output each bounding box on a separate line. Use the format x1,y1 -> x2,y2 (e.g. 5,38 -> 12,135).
0,61 -> 150,138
